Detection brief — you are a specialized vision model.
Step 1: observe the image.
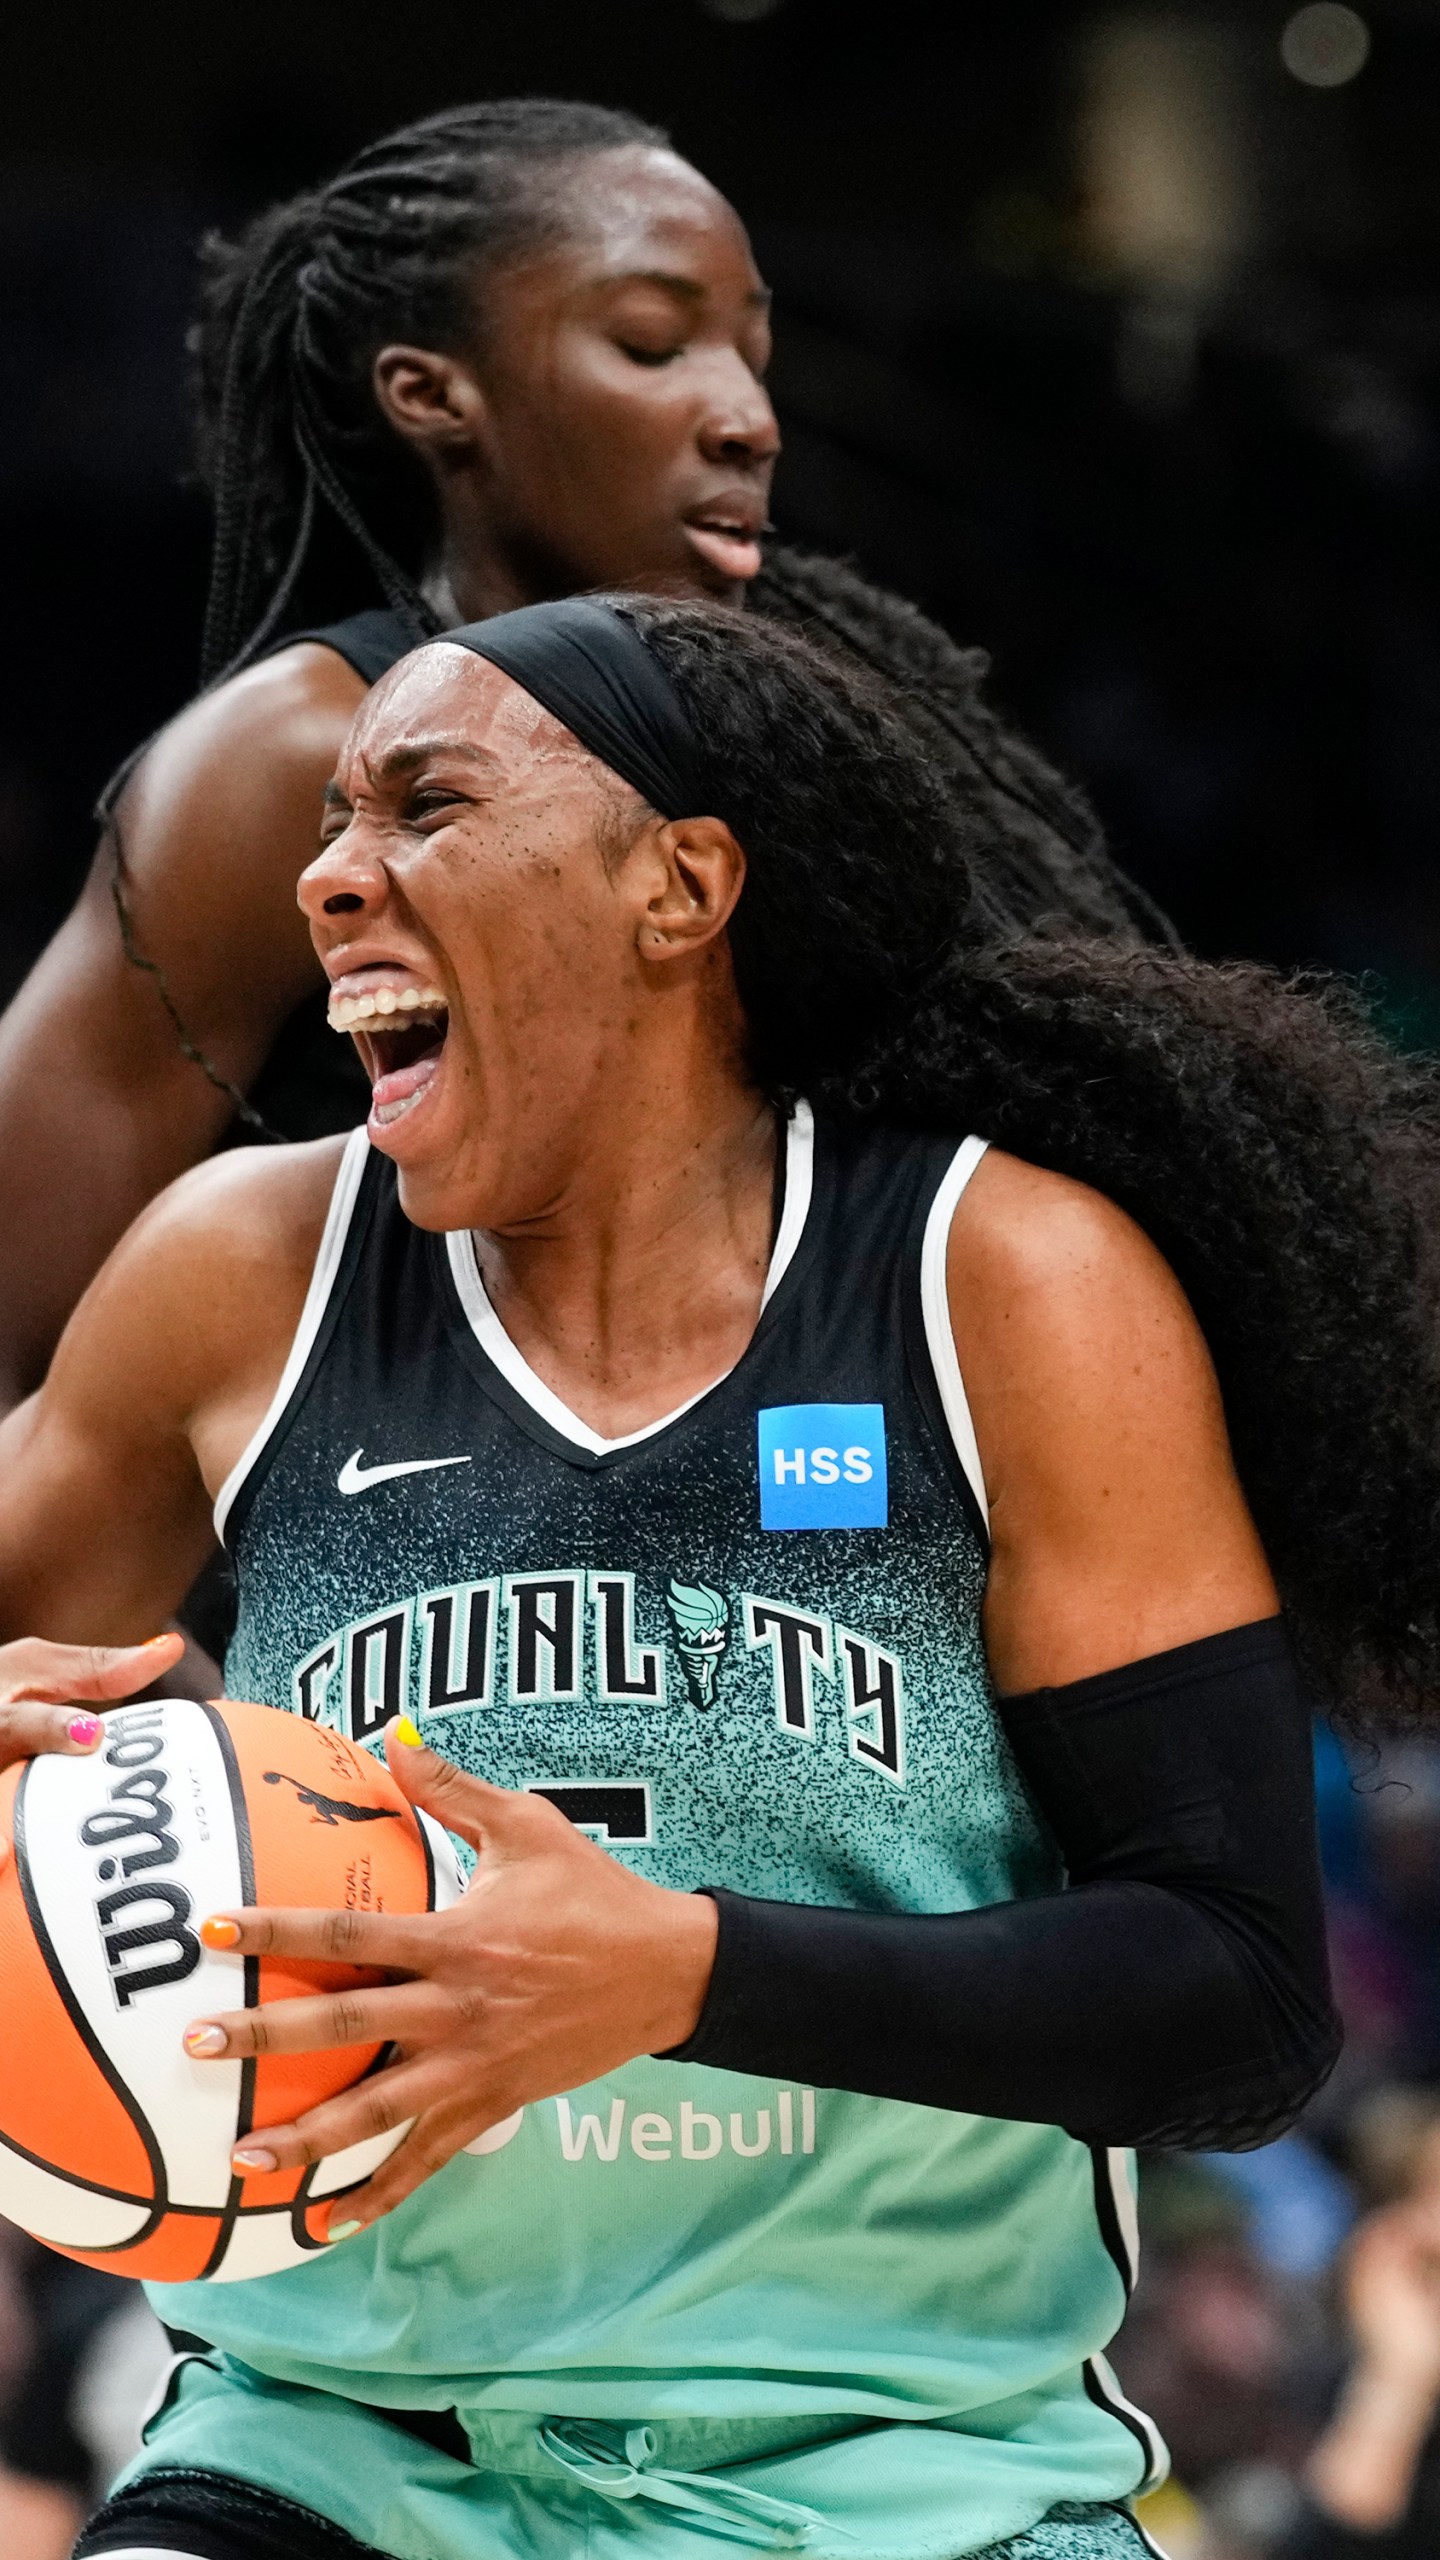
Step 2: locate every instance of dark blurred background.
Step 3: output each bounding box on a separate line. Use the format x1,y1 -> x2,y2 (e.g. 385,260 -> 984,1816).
5,0 -> 1440,1019
5,5 -> 1440,2557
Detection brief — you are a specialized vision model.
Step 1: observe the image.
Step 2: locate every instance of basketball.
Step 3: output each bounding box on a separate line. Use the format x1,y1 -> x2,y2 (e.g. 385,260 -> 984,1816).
0,1696 -> 461,2282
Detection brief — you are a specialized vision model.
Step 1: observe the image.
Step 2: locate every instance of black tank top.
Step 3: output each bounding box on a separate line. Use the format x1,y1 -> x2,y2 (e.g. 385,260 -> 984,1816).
219,1107 -> 1023,1914
246,609 -> 419,1145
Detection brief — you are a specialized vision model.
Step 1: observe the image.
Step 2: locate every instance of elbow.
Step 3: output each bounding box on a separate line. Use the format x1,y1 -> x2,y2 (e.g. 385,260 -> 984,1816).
1063,1992 -> 1344,2157
1114,1888 -> 1344,2154
1186,1999 -> 1343,2155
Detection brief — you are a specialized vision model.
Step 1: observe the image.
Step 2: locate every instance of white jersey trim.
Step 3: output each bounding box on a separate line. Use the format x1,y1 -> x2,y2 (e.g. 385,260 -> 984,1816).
760,1098 -> 814,1311
213,1128 -> 372,1544
95,2549 -> 212,2560
918,1134 -> 990,1528
1084,2350 -> 1170,2495
446,1102 -> 816,1459
1103,2144 -> 1141,2289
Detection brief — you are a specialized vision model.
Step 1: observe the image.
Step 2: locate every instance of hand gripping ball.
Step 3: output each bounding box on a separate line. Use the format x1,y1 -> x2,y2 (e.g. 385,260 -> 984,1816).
0,1696 -> 461,2281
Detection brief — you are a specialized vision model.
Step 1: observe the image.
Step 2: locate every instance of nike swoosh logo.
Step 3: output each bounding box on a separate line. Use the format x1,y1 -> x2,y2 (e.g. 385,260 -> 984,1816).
337,1448 -> 473,1496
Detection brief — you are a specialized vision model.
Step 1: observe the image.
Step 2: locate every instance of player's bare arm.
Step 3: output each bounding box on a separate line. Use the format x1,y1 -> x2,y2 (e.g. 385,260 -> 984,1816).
951,1148 -> 1279,1693
0,1136 -> 343,1641
0,646 -> 363,1409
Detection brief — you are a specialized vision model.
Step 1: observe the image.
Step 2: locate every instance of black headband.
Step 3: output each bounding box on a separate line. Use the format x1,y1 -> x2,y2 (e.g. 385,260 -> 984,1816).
441,596 -> 707,820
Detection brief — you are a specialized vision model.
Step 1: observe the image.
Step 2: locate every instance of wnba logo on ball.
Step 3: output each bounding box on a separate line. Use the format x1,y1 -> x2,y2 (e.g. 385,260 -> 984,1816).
80,1705 -> 201,2009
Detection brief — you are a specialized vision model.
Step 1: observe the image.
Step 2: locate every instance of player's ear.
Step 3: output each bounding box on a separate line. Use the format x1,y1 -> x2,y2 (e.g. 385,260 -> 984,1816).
634,818 -> 746,962
372,344 -> 491,463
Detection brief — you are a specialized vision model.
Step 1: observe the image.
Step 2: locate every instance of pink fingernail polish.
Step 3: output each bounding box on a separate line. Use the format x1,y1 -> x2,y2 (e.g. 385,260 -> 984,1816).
67,1714 -> 103,1749
232,2147 -> 277,2173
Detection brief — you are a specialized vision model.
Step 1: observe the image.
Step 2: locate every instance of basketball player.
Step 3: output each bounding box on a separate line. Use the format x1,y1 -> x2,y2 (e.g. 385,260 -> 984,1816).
2,596 -> 1435,2560
0,99 -> 1169,1419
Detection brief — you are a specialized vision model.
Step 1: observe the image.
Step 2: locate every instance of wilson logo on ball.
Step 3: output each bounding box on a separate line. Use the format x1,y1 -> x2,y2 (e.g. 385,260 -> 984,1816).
79,1705 -> 201,2009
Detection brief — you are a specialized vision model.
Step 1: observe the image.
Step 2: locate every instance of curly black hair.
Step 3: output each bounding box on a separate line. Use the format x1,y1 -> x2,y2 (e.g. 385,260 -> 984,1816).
608,592 -> 1440,1732
187,96 -> 1164,949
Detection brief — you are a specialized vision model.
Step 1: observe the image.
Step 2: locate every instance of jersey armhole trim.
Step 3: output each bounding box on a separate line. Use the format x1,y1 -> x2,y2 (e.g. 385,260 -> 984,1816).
918,1135 -> 990,1530
212,1128 -> 371,1544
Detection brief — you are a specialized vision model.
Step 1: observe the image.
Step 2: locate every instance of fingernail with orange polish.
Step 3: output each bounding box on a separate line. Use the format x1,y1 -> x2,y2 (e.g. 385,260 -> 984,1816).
201,1916 -> 242,1950
232,2146 -> 277,2173
183,2024 -> 227,2057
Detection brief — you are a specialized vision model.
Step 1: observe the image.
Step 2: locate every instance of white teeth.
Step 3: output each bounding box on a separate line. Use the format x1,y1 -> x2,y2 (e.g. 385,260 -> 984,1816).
326,984 -> 446,1032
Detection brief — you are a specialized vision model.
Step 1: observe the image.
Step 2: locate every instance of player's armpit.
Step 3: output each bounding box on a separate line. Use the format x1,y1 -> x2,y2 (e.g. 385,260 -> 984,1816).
0,643 -> 364,1408
947,1147 -> 1278,1694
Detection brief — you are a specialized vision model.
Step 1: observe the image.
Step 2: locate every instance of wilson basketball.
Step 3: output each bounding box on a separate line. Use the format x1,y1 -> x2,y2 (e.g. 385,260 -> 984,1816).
0,1696 -> 461,2282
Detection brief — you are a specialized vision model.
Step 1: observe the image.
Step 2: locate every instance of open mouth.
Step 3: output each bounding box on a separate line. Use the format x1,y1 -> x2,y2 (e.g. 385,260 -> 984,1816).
327,981 -> 449,1130
682,513 -> 769,585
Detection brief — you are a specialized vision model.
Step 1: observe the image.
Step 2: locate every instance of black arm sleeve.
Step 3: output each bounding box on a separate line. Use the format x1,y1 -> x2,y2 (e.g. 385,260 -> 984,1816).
664,1618 -> 1341,2151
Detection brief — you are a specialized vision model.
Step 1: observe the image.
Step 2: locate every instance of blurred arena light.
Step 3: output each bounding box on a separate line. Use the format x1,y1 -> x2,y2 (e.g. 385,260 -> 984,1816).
695,0 -> 788,18
1280,4 -> 1371,87
1079,16 -> 1255,296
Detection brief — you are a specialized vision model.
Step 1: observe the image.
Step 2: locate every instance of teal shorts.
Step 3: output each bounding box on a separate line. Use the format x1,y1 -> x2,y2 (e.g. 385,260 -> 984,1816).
90,2354 -> 1164,2560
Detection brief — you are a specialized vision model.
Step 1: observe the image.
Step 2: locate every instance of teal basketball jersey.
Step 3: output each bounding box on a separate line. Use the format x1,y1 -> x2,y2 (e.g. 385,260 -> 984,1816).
141,1105 -> 1165,2557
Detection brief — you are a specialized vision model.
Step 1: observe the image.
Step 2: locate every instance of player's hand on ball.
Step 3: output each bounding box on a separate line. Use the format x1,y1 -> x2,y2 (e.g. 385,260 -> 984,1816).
0,1633 -> 184,1805
183,1718 -> 720,2236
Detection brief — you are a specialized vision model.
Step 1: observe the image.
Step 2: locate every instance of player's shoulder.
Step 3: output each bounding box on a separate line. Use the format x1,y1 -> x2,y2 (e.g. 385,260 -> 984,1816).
46,1137 -> 357,1423
947,1145 -> 1199,1365
105,1135 -> 352,1312
122,642 -> 369,824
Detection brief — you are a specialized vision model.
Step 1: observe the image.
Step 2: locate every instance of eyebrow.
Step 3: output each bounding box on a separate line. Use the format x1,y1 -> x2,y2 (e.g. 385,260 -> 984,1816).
324,736 -> 504,805
608,267 -> 772,313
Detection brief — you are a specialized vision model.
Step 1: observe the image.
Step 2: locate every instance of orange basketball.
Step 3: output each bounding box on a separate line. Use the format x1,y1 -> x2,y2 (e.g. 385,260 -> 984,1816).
0,1695 -> 461,2280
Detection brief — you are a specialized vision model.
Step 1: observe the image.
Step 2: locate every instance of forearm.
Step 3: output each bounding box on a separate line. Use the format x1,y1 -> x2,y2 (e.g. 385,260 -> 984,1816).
672,1875 -> 1329,2149
668,1621 -> 1339,2150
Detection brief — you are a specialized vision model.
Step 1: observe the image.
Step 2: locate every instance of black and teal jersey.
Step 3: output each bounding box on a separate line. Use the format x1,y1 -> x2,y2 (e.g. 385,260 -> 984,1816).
142,1105 -> 1165,2560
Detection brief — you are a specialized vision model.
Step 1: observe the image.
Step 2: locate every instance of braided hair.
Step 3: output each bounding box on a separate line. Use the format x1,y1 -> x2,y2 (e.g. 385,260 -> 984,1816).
609,591 -> 1440,1731
190,96 -> 1164,947
192,98 -> 667,684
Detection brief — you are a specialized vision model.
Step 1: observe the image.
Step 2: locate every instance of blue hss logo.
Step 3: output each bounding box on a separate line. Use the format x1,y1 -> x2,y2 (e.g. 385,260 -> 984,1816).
757,1404 -> 888,1531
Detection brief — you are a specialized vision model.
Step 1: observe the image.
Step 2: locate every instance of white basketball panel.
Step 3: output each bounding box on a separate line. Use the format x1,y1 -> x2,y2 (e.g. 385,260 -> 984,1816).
0,2135 -> 152,2249
307,2118 -> 411,2197
206,2209 -> 322,2283
418,1808 -> 465,1909
24,1701 -> 247,2211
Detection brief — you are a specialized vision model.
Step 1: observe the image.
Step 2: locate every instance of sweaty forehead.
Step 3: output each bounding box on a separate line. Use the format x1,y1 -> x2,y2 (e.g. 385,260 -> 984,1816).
335,646 -> 632,817
515,146 -> 756,285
